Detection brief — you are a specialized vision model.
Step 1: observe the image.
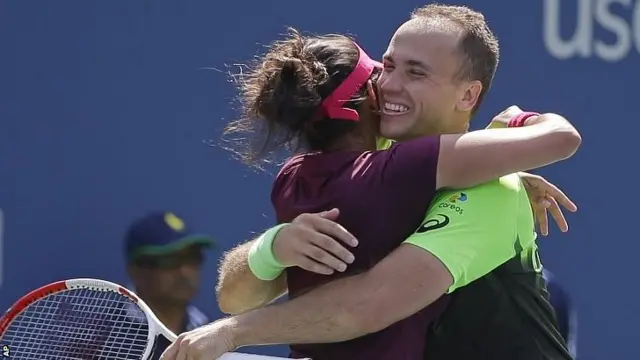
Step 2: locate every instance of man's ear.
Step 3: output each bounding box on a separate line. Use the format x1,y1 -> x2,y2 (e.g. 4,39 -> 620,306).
457,80 -> 482,112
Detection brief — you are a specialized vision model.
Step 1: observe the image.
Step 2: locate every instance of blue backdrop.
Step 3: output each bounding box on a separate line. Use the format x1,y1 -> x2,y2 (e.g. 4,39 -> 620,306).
1,1 -> 637,359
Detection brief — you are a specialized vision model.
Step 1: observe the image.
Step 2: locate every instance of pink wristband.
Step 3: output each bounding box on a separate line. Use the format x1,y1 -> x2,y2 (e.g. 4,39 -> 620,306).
507,112 -> 540,128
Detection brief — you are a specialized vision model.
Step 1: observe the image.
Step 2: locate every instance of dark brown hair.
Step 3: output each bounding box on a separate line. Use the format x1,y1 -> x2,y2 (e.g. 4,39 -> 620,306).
224,28 -> 375,167
411,4 -> 500,112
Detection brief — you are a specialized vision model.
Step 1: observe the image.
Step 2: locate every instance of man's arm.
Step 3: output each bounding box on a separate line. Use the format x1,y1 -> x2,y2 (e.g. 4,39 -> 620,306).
224,177 -> 523,347
217,210 -> 357,314
223,243 -> 448,345
216,240 -> 287,314
435,112 -> 580,189
378,111 -> 580,193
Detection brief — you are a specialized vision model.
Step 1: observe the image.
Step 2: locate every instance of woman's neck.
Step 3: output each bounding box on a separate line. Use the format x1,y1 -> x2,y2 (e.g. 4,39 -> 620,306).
325,132 -> 377,153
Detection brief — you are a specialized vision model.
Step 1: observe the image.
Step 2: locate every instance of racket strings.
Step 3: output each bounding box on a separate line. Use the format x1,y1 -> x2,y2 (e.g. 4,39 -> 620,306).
1,288 -> 150,359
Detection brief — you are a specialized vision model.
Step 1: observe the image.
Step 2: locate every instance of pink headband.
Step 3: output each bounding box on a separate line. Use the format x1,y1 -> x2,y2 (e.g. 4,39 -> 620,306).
316,43 -> 382,122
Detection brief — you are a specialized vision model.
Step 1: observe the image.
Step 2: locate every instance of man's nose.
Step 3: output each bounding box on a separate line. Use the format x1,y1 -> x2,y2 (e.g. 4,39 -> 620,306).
177,262 -> 198,276
378,71 -> 403,95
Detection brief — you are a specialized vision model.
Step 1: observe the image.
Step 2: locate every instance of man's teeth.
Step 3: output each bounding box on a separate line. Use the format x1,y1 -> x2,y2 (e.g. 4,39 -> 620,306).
384,102 -> 409,112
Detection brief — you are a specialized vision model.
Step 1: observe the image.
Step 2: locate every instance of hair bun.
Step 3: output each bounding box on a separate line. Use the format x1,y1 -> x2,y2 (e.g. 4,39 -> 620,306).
229,29 -> 364,167
309,60 -> 329,82
279,57 -> 305,87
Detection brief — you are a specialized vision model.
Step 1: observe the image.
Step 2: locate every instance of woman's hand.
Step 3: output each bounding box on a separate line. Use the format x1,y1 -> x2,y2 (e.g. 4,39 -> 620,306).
273,209 -> 358,274
519,172 -> 577,236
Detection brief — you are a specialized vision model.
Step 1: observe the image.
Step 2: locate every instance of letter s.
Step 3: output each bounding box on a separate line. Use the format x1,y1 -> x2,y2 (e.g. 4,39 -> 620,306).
594,0 -> 632,61
544,0 -> 593,59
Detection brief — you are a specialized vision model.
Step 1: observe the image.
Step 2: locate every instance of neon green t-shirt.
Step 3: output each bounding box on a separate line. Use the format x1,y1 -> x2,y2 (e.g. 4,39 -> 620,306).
376,137 -> 567,357
404,173 -> 538,293
376,137 -> 394,150
376,136 -> 538,293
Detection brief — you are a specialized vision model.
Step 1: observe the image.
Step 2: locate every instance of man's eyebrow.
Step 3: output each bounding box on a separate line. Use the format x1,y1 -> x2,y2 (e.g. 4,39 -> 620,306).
382,55 -> 432,72
406,59 -> 432,71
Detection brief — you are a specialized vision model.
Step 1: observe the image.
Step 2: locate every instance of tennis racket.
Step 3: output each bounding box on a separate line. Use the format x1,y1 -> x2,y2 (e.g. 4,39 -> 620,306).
0,278 -> 294,360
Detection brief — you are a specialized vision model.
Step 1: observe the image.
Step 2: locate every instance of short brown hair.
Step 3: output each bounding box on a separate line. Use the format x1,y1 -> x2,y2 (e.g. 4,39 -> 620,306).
411,4 -> 499,112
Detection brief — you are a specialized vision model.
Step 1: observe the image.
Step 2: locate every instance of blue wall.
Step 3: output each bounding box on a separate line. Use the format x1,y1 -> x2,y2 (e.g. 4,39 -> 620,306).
1,1 -> 637,358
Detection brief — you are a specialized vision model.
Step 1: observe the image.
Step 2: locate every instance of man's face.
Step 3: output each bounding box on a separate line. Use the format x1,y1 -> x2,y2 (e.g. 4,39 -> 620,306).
128,246 -> 204,306
378,19 -> 480,140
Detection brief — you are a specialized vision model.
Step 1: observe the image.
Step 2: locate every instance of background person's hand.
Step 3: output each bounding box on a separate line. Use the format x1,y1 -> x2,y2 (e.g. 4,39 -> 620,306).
519,172 -> 577,236
273,208 -> 358,275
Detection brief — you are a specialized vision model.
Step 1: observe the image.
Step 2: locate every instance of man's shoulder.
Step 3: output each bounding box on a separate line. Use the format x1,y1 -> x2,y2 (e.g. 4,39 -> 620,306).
432,174 -> 522,204
478,173 -> 522,193
376,137 -> 394,150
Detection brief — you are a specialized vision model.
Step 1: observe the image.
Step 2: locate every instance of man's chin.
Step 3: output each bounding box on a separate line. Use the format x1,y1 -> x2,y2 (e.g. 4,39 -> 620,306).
380,118 -> 413,142
167,289 -> 197,303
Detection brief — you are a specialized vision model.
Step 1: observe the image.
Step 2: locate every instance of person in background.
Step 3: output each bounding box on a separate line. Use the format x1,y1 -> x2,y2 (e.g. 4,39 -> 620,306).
543,269 -> 578,358
124,211 -> 213,337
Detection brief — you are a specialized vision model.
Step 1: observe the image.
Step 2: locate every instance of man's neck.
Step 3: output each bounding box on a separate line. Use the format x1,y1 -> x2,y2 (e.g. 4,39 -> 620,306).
439,121 -> 470,135
402,119 -> 470,141
402,125 -> 469,142
144,297 -> 187,334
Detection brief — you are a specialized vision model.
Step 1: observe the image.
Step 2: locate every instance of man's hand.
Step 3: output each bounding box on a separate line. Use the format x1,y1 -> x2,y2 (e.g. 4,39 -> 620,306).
160,319 -> 236,360
274,209 -> 358,275
518,172 -> 577,236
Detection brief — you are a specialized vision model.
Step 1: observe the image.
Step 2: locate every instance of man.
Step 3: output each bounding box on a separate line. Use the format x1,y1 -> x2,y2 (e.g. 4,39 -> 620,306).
125,211 -> 213,359
162,4 -> 580,360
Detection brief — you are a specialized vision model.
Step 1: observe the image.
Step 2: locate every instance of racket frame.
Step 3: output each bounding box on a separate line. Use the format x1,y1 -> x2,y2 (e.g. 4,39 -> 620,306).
1,278 -> 304,360
0,278 -> 177,359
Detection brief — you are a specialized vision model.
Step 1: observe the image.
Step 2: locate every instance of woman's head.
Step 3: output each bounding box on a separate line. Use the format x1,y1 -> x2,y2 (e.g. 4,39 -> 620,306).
225,28 -> 381,166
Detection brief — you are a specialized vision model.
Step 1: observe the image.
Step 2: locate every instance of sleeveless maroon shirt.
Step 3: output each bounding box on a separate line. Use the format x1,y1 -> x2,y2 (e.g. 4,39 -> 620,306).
271,136 -> 449,360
